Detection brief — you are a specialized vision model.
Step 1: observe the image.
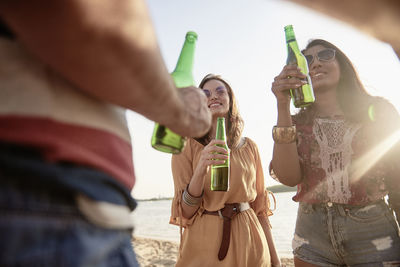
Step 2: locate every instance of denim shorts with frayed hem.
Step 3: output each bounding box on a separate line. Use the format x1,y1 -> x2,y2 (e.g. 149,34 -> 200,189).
0,182 -> 140,267
292,200 -> 400,267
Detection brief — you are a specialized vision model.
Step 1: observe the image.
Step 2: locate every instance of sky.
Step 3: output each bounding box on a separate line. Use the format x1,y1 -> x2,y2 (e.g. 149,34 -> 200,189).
128,0 -> 400,200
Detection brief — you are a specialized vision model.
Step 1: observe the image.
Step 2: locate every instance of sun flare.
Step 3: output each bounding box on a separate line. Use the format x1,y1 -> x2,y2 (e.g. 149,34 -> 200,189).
351,128 -> 400,182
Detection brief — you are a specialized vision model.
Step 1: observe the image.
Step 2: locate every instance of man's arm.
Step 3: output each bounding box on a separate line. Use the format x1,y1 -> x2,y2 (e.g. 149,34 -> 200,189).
0,0 -> 211,137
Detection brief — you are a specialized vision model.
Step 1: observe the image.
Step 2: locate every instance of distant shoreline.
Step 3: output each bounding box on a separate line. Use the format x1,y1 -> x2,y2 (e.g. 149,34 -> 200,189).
136,184 -> 296,202
267,184 -> 297,193
136,197 -> 173,202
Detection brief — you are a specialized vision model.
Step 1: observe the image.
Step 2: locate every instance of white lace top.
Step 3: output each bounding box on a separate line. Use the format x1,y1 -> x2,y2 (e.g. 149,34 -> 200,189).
313,118 -> 361,203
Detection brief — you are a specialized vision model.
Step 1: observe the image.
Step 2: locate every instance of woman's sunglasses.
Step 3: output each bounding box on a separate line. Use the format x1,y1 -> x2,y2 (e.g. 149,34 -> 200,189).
304,48 -> 336,66
202,86 -> 227,98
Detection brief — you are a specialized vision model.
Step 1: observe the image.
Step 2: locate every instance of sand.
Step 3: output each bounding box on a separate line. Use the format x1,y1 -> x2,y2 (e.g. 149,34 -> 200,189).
132,236 -> 294,267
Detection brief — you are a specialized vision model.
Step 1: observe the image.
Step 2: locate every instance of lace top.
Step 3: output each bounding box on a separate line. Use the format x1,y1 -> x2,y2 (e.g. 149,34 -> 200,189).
307,117 -> 361,203
274,107 -> 400,205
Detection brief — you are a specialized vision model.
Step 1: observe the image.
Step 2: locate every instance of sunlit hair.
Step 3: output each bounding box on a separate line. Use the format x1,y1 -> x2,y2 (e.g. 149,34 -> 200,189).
296,39 -> 375,124
197,74 -> 244,149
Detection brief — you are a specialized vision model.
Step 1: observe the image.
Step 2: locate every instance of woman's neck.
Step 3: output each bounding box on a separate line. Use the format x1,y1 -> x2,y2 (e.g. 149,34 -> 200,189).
313,89 -> 343,118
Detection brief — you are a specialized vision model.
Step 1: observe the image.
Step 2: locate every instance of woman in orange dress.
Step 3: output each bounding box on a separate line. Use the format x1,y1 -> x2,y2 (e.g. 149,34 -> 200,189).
170,74 -> 281,267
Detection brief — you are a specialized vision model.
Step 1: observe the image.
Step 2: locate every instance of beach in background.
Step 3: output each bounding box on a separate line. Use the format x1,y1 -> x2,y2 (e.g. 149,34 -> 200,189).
132,191 -> 297,266
132,237 -> 294,267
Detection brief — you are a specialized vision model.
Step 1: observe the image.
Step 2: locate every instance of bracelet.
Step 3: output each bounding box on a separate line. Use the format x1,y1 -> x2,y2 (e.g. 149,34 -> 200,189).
182,185 -> 204,207
272,125 -> 297,144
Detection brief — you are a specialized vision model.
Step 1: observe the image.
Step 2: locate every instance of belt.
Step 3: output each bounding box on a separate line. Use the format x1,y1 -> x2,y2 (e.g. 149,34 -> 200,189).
203,202 -> 250,260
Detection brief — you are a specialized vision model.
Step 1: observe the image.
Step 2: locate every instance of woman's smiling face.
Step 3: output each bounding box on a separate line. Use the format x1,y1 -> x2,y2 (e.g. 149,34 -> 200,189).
202,79 -> 230,117
303,45 -> 341,92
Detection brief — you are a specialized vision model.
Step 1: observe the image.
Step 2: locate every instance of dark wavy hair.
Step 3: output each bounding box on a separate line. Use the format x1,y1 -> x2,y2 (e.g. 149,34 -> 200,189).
196,74 -> 244,149
295,39 -> 375,124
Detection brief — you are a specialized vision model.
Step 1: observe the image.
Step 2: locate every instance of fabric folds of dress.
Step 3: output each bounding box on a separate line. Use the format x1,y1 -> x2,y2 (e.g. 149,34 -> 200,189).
170,138 -> 272,267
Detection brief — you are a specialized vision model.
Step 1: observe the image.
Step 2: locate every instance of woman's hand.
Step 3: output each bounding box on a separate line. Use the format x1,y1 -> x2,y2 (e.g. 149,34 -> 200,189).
271,64 -> 307,106
182,139 -> 229,216
193,139 -> 229,179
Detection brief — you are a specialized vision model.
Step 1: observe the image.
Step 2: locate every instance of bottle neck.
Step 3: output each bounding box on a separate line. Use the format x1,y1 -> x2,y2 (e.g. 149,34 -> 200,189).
173,41 -> 195,73
287,40 -> 301,53
285,28 -> 300,53
215,118 -> 227,140
284,25 -> 295,40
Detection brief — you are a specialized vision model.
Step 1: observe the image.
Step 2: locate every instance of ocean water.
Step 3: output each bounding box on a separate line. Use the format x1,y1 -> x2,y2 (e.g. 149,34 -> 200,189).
132,191 -> 298,258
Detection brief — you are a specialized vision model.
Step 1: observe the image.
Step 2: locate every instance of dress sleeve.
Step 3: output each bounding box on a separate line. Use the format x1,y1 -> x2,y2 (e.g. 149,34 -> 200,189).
169,140 -> 200,227
249,139 -> 274,218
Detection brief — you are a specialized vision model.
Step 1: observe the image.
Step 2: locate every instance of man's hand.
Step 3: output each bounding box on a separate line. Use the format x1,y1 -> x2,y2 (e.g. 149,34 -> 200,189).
170,86 -> 211,138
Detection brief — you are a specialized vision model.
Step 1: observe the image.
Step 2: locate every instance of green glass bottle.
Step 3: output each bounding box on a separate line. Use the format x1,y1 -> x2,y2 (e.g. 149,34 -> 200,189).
151,31 -> 198,154
211,117 -> 230,191
284,25 -> 315,108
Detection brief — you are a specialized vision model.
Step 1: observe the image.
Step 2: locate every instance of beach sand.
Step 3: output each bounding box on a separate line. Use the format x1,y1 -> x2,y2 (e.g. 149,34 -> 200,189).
132,236 -> 294,267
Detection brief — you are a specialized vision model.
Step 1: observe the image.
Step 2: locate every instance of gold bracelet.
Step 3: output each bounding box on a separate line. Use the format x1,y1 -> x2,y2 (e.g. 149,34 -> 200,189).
272,125 -> 296,144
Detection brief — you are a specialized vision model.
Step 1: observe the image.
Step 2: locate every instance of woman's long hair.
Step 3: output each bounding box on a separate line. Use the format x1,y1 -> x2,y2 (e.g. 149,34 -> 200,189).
197,74 -> 244,149
296,39 -> 375,124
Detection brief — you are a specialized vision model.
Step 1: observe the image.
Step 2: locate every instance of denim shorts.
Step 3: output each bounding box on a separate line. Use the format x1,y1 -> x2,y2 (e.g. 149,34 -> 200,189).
293,200 -> 400,267
0,182 -> 140,267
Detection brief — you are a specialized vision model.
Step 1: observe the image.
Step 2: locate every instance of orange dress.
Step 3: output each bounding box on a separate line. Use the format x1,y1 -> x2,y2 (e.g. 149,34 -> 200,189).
170,137 -> 272,267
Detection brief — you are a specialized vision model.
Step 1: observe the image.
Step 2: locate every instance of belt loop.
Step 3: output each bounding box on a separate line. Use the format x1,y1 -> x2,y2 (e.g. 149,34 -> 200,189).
337,204 -> 346,217
218,210 -> 223,219
311,203 -> 317,211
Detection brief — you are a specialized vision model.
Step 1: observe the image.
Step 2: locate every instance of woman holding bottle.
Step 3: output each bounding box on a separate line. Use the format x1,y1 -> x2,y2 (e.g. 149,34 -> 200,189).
270,39 -> 400,266
170,74 -> 281,267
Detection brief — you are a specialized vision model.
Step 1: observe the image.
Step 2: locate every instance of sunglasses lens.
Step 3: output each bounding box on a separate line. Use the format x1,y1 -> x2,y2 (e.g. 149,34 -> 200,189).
305,55 -> 313,65
202,89 -> 211,97
318,49 -> 335,61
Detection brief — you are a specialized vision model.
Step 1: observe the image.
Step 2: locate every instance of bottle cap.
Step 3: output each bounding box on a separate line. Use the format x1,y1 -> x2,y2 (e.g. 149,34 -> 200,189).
284,25 -> 293,31
284,25 -> 296,42
186,31 -> 198,42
